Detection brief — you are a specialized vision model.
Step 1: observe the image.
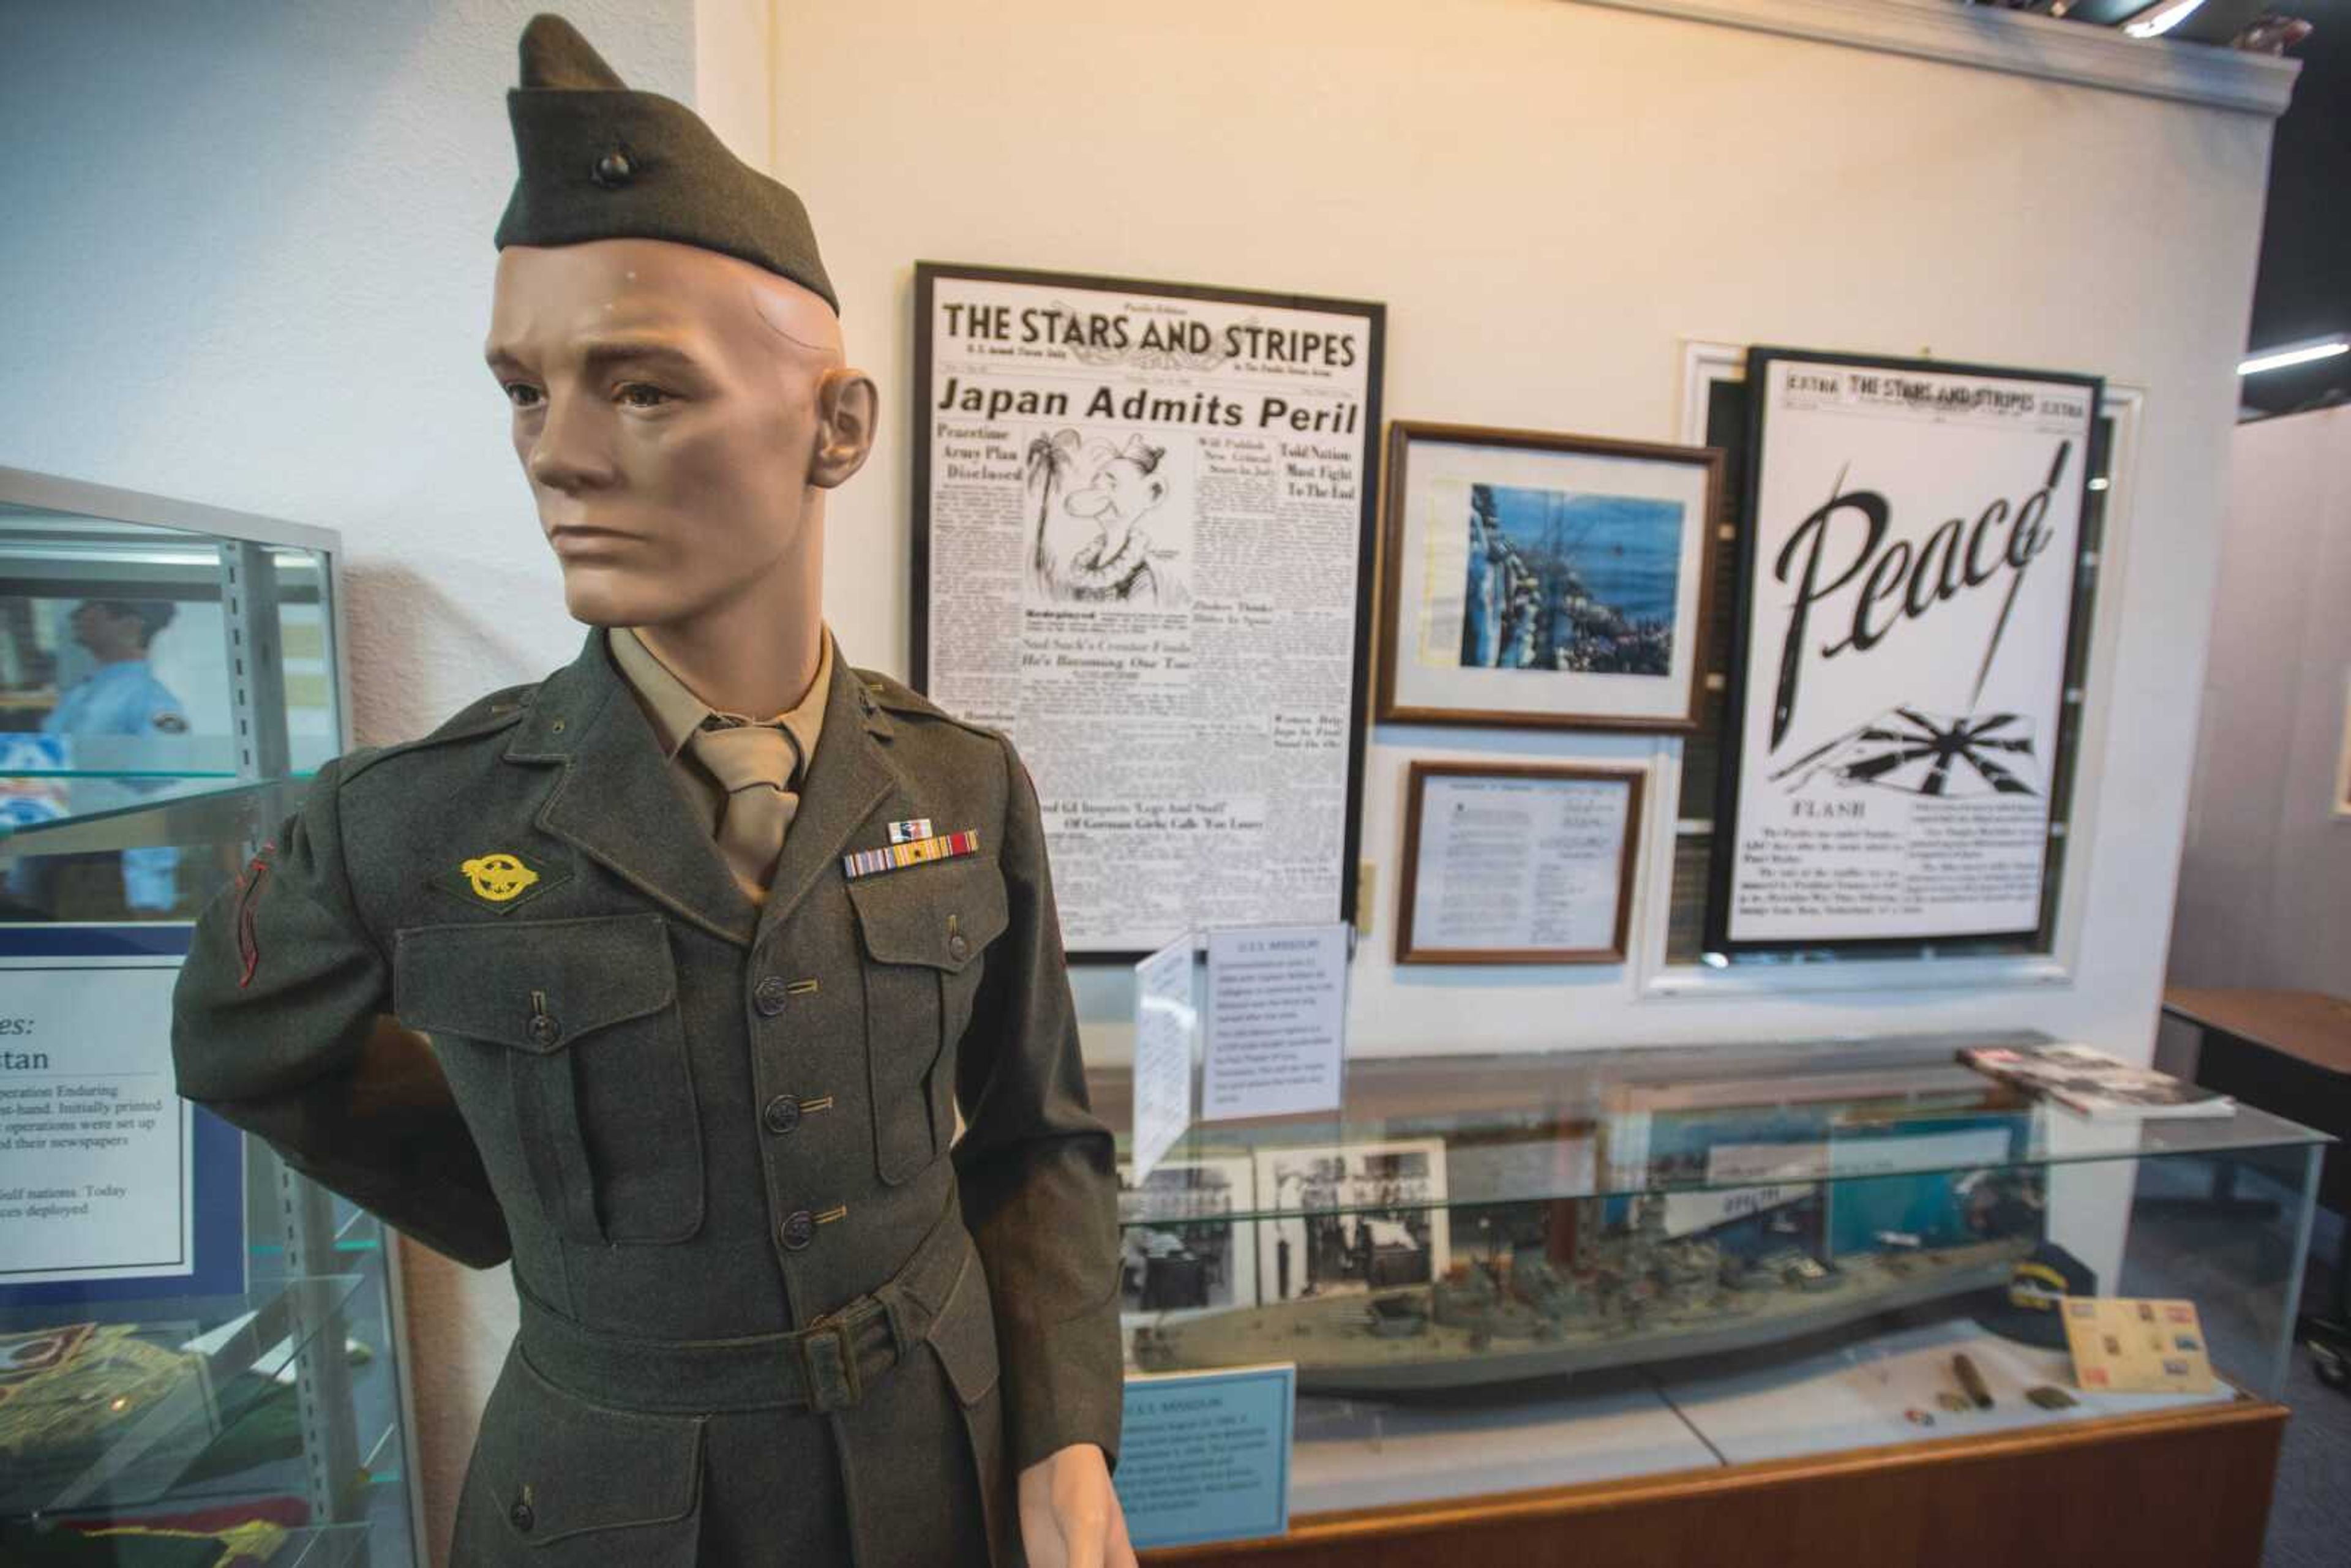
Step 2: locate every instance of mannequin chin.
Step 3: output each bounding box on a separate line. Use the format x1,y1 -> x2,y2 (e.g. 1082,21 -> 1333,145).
485,236 -> 876,711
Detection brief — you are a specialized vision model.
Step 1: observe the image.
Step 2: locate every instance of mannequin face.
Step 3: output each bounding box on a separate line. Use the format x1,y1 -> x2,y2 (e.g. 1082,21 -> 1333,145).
485,238 -> 876,630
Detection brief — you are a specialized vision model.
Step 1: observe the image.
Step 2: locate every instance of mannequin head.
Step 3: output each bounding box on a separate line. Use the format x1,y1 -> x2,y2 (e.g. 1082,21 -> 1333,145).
486,237 -> 877,634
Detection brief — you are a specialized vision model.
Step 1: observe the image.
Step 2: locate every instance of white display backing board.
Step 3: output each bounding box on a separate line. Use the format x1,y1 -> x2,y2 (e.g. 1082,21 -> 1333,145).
0,966 -> 194,1286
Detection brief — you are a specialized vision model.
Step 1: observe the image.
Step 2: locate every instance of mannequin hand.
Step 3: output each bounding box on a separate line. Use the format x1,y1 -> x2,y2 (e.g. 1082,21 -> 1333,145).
1018,1442 -> 1136,1568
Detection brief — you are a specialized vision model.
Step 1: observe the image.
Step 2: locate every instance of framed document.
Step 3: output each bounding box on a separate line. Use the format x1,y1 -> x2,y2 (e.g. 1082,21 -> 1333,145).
1709,348 -> 2101,953
912,263 -> 1385,959
1395,761 -> 1643,965
1376,423 -> 1722,732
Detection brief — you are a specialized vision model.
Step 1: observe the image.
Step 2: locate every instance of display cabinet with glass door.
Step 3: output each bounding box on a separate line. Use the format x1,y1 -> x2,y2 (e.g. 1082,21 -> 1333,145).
1,465 -> 423,1567
1098,1033 -> 2327,1526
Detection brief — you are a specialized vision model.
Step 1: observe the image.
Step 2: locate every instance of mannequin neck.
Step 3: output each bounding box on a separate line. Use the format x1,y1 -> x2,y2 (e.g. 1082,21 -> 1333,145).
631,508 -> 827,719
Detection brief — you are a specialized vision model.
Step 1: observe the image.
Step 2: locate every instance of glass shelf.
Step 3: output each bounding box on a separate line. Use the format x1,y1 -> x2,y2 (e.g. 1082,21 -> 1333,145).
0,776 -> 311,927
0,775 -> 308,851
0,1518 -> 373,1567
1100,1032 -> 2333,1222
0,1274 -> 370,1518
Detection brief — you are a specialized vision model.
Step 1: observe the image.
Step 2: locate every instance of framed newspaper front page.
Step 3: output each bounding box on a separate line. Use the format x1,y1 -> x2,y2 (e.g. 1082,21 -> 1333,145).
911,263 -> 1384,959
1709,348 -> 2101,953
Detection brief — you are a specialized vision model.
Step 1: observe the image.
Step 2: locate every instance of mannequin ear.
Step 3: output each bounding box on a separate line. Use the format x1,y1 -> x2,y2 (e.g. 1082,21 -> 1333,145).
809,367 -> 879,489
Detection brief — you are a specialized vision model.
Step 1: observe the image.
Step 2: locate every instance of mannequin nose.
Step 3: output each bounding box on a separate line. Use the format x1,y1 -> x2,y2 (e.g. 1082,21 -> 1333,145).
527,395 -> 617,493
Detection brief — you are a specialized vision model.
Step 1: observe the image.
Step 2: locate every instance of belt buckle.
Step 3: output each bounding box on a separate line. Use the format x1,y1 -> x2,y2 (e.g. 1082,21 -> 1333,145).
801,1315 -> 861,1414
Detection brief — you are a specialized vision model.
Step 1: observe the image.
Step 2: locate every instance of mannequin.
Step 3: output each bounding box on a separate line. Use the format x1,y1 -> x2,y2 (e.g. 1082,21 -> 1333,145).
173,15 -> 1130,1566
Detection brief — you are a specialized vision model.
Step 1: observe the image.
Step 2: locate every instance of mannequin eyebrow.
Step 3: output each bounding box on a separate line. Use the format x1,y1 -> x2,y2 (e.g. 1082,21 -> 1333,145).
483,338 -> 706,376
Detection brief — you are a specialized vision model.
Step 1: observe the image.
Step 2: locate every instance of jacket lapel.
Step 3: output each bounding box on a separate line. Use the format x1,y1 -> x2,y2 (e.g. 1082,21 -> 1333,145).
505,632 -> 759,948
756,636 -> 897,939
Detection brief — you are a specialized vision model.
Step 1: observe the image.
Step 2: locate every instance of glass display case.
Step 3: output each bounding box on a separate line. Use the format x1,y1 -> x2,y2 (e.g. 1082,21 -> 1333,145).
1098,1032 -> 2328,1519
1,465 -> 422,1566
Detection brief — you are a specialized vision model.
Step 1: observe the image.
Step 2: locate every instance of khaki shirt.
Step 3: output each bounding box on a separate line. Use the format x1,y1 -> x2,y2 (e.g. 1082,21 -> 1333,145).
607,625 -> 832,854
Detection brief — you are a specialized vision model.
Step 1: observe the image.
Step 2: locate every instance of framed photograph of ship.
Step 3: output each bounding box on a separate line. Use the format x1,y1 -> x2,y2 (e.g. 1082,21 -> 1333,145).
1375,423 -> 1723,732
1117,1155 -> 1258,1320
1395,762 -> 1643,965
1709,349 -> 2101,953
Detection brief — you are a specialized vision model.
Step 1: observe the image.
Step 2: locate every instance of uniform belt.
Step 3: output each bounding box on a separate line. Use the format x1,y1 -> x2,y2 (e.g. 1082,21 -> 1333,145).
513,1207 -> 973,1417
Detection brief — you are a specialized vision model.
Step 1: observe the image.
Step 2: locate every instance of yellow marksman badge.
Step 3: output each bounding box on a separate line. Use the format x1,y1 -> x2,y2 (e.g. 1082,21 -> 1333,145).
464,854 -> 538,901
430,849 -> 568,914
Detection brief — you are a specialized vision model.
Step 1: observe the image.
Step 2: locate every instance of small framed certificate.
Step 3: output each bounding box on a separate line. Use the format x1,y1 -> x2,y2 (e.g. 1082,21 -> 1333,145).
1395,762 -> 1643,965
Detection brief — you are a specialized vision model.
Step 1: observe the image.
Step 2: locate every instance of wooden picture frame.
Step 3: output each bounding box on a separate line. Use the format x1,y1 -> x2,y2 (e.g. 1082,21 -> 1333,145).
1395,761 -> 1644,965
1375,422 -> 1723,732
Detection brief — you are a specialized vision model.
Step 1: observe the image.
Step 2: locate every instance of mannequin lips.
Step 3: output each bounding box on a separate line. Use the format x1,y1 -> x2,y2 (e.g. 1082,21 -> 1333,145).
548,525 -> 646,560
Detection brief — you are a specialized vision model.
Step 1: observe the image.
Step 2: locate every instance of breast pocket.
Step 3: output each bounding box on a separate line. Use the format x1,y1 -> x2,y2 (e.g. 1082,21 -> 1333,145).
394,913 -> 705,1245
846,856 -> 1010,1185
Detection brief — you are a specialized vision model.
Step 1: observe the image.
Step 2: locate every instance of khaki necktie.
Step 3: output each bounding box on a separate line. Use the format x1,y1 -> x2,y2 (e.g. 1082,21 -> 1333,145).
686,721 -> 803,897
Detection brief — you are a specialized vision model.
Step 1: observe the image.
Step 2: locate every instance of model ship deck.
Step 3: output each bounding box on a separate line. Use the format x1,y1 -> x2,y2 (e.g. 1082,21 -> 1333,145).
1135,1236 -> 2033,1395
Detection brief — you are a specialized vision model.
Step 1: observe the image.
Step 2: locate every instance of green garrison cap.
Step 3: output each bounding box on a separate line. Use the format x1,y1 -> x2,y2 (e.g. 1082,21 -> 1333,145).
493,13 -> 838,314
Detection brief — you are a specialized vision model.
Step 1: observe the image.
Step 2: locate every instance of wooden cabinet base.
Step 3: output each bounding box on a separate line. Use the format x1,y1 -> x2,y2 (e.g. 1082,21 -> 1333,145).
1144,1400 -> 2286,1568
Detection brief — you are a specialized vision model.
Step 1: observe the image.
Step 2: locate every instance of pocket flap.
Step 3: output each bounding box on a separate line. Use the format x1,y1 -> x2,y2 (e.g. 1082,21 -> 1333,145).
479,1354 -> 704,1551
394,913 -> 675,1052
847,855 -> 1008,973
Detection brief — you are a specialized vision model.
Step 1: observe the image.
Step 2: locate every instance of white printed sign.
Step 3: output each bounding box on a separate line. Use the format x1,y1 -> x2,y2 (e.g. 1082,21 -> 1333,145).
1201,923 -> 1348,1120
0,967 -> 195,1285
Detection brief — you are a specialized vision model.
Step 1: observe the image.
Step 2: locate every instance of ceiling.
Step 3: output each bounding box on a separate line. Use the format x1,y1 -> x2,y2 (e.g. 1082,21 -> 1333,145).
2240,2 -> 2350,417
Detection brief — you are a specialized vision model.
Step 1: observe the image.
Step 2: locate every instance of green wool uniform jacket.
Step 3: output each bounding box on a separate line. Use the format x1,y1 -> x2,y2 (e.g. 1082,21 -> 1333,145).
171,632 -> 1123,1566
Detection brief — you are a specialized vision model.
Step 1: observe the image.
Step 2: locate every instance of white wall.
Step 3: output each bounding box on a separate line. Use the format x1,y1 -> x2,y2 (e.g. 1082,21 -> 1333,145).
781,0 -> 2272,1066
2170,404 -> 2351,994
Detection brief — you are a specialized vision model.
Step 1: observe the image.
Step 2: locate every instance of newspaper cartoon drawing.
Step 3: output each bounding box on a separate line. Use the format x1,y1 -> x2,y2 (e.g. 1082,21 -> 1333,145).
1025,430 -> 1188,607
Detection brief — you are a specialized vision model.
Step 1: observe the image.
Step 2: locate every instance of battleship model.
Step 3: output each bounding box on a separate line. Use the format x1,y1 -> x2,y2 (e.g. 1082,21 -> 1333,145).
1131,1190 -> 2037,1396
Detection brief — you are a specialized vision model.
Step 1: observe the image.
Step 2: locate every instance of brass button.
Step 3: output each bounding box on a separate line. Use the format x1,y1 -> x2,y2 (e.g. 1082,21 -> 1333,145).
526,1013 -> 560,1048
780,1209 -> 816,1251
591,149 -> 633,187
762,1095 -> 802,1136
753,976 -> 791,1017
509,1497 -> 535,1534
947,931 -> 970,962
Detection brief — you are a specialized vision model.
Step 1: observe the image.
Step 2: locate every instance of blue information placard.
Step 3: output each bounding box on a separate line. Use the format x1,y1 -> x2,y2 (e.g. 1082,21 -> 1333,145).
1116,1364 -> 1294,1550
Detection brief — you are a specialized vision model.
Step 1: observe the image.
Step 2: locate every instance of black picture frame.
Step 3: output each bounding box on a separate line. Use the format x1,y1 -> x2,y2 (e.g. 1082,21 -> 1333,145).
1706,347 -> 2103,957
910,261 -> 1385,962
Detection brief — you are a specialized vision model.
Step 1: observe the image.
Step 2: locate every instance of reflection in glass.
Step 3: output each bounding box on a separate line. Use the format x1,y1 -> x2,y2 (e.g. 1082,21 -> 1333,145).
0,504 -> 336,923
